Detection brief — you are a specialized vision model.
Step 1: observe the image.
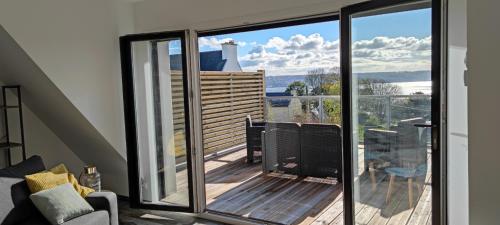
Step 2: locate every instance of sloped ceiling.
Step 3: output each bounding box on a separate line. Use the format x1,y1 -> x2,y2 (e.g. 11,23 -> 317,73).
0,25 -> 128,194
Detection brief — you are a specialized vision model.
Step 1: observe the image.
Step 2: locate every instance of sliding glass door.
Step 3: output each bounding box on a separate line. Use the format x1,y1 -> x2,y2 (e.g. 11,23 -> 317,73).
120,31 -> 195,212
118,1 -> 444,223
341,0 -> 441,224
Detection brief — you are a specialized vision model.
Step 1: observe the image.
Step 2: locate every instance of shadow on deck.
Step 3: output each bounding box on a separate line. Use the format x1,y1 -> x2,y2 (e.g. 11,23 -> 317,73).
204,148 -> 432,225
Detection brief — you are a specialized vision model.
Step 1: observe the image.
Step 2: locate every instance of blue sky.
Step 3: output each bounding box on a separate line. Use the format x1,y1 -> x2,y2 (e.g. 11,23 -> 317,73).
198,8 -> 432,75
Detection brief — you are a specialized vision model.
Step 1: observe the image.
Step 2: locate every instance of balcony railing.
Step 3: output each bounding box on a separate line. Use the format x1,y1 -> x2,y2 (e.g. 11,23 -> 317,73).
264,94 -> 431,130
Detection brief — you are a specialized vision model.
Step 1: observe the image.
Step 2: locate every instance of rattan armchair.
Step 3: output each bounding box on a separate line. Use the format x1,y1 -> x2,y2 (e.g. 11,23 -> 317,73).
245,115 -> 266,163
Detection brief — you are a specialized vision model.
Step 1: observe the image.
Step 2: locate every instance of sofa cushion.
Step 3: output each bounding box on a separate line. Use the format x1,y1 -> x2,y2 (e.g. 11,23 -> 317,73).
16,211 -> 109,225
61,211 -> 109,225
25,171 -> 70,194
48,164 -> 95,197
0,156 -> 46,225
16,215 -> 50,225
0,155 -> 46,178
30,183 -> 94,225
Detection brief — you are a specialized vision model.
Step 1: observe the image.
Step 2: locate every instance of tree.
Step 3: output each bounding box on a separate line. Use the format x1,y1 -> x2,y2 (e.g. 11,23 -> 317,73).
395,91 -> 431,121
358,79 -> 401,96
284,81 -> 306,96
303,67 -> 342,124
322,81 -> 342,124
357,79 -> 402,128
305,67 -> 340,95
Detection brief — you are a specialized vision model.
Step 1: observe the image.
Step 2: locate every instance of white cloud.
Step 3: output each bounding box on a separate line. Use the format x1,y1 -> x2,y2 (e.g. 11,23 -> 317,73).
241,33 -> 340,75
198,37 -> 247,50
351,36 -> 432,73
199,34 -> 431,74
239,34 -> 431,75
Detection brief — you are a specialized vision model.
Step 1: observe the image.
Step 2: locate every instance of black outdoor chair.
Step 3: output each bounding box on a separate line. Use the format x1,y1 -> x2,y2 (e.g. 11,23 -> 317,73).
364,117 -> 428,194
364,128 -> 398,172
245,115 -> 266,163
364,117 -> 426,172
385,127 -> 428,208
262,122 -> 343,181
300,123 -> 343,182
262,122 -> 301,175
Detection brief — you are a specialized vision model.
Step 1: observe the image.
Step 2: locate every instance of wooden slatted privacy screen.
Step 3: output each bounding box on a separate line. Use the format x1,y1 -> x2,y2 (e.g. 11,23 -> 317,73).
170,70 -> 265,156
170,71 -> 187,157
200,71 -> 265,154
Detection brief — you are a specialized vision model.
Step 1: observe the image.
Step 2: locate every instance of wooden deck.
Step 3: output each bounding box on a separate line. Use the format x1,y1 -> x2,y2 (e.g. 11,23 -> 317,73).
203,148 -> 432,225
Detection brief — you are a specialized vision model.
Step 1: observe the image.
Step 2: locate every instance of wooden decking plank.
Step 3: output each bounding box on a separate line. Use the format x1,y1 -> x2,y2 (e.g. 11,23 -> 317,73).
205,169 -> 262,202
229,178 -> 304,216
308,194 -> 344,225
254,181 -> 320,223
385,174 -> 432,225
278,183 -> 334,225
329,211 -> 344,225
289,181 -> 341,223
261,181 -> 332,224
198,148 -> 433,225
405,178 -> 432,225
355,174 -> 395,224
424,213 -> 431,225
354,172 -> 388,215
365,180 -> 406,225
208,175 -> 286,210
299,186 -> 343,225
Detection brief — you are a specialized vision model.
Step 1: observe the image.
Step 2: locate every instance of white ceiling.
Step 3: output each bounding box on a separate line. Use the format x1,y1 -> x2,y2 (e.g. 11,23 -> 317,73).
131,0 -> 362,32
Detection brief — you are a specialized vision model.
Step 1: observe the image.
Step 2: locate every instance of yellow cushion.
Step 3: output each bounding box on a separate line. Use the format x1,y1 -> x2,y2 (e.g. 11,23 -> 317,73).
49,164 -> 95,197
49,164 -> 68,174
25,171 -> 69,194
26,164 -> 95,197
68,173 -> 95,197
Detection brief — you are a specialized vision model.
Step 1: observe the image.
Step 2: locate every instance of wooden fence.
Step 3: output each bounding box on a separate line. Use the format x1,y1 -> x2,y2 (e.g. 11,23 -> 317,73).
200,71 -> 265,154
171,72 -> 187,157
170,70 -> 265,156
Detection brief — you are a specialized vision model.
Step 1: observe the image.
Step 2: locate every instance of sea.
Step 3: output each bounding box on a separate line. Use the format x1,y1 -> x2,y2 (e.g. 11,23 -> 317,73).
266,81 -> 432,95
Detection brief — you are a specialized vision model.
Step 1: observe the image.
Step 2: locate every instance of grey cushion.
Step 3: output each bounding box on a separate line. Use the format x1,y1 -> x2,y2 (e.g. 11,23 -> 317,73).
0,156 -> 46,178
17,211 -> 109,225
61,211 -> 109,225
0,155 -> 46,225
30,183 -> 94,225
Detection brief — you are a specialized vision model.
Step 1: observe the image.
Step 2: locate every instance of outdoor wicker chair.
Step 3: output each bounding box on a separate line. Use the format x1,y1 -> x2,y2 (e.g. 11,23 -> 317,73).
246,115 -> 266,163
300,123 -> 343,181
262,122 -> 301,175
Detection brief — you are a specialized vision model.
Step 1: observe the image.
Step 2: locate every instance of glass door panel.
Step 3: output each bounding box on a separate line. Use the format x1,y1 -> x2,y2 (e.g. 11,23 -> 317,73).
121,31 -> 194,211
341,1 -> 438,224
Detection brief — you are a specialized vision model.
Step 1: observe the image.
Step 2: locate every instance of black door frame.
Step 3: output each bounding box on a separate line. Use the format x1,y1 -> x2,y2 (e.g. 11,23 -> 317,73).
340,0 -> 443,224
198,14 -> 340,225
120,30 -> 195,212
118,0 -> 445,221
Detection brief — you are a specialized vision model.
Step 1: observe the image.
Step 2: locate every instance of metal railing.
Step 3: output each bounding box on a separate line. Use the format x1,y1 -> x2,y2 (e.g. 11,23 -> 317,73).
264,94 -> 431,128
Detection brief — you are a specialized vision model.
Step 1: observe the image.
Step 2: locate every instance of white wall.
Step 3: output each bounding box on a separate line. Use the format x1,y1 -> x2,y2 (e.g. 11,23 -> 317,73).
0,0 -> 135,159
0,87 -> 85,174
13,101 -> 85,174
0,0 -> 135,195
447,0 -> 468,224
468,0 -> 500,224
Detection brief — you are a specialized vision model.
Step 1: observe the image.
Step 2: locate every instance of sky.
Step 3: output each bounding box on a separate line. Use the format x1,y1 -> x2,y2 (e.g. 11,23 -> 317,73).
198,8 -> 432,76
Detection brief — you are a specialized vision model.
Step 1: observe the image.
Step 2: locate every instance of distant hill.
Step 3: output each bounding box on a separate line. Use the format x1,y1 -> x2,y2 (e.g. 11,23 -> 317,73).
265,71 -> 431,88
